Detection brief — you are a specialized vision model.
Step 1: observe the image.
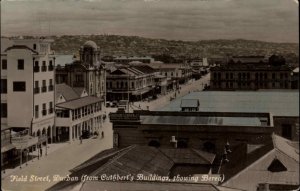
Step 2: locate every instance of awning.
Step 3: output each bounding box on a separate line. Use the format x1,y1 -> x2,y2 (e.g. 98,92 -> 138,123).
132,87 -> 151,95
1,144 -> 16,153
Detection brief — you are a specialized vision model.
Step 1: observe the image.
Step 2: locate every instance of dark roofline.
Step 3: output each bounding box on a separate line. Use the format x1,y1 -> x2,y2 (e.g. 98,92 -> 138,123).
5,45 -> 38,54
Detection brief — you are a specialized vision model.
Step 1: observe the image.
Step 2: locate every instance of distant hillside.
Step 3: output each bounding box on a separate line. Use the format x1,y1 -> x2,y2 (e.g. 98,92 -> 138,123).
6,35 -> 300,62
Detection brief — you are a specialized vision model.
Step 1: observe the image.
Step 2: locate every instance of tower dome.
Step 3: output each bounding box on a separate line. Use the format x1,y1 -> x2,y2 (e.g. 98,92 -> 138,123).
83,40 -> 98,49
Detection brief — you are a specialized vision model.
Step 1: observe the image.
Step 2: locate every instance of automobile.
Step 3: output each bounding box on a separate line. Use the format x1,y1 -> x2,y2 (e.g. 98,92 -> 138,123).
111,101 -> 118,108
81,130 -> 91,139
106,102 -> 112,107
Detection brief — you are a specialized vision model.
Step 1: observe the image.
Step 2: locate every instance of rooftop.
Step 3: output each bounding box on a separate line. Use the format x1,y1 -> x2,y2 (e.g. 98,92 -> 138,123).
56,96 -> 103,110
160,91 -> 299,117
140,115 -> 263,126
181,99 -> 200,108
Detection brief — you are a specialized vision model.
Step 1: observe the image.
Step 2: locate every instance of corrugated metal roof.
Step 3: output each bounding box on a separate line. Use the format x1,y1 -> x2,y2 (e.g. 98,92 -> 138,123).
56,96 -> 103,109
160,91 -> 299,117
160,148 -> 215,165
181,99 -> 199,108
81,181 -> 220,191
141,115 -> 262,126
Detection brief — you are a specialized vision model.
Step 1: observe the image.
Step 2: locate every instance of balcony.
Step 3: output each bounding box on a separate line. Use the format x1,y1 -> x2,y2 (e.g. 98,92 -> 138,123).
42,109 -> 47,116
48,65 -> 54,71
48,85 -> 54,91
49,108 -> 54,114
34,87 -> 40,94
34,66 -> 40,72
41,86 -> 47,93
41,66 -> 47,72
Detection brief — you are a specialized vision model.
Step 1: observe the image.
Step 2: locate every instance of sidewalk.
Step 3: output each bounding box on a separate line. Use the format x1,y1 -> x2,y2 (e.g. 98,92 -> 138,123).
1,117 -> 113,191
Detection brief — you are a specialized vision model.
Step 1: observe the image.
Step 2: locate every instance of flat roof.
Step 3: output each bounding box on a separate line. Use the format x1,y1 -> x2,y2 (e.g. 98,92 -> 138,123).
141,116 -> 263,126
159,91 -> 299,117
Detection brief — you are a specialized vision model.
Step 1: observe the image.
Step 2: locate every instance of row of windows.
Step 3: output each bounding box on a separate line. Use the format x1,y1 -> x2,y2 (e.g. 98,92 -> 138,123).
1,59 -> 54,72
213,82 -> 290,89
34,60 -> 54,72
213,72 -> 290,80
0,80 -> 54,94
72,102 -> 102,120
34,79 -> 54,94
34,102 -> 53,118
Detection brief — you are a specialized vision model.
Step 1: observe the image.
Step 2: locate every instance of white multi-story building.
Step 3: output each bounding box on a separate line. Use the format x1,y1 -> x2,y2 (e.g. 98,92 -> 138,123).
55,83 -> 104,143
1,37 -> 55,144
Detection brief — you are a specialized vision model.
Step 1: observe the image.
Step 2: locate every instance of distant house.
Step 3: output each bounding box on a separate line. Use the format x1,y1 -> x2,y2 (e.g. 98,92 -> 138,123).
180,99 -> 200,112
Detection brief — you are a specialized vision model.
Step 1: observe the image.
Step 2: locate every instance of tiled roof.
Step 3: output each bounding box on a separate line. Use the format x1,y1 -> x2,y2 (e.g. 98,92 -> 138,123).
56,96 -> 103,109
56,83 -> 80,101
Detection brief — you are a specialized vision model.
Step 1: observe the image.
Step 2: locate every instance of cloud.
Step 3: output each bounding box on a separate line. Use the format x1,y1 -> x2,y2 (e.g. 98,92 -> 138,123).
1,0 -> 298,42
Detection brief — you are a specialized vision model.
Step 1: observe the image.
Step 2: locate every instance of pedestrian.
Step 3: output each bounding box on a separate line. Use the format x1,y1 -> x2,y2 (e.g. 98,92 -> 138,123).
40,147 -> 43,157
80,136 -> 83,144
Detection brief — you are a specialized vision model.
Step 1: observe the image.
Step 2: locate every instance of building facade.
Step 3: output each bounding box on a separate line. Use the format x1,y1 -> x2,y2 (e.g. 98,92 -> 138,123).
1,38 -> 55,142
55,84 -> 104,143
56,41 -> 106,100
210,62 -> 293,90
1,38 -> 54,168
106,65 -> 157,101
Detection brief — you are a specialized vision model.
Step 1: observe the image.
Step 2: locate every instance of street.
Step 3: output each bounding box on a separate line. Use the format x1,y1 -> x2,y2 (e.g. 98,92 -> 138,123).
1,108 -> 116,191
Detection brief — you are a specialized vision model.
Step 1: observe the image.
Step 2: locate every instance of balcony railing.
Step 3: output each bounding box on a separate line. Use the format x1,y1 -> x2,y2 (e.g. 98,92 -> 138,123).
48,85 -> 54,91
34,87 -> 40,94
48,65 -> 54,71
42,109 -> 47,116
34,66 -> 40,72
41,86 -> 47,93
41,66 -> 47,72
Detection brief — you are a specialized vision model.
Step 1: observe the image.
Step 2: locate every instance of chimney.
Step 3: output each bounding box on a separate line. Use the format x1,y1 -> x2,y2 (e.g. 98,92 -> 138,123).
170,136 -> 177,148
225,141 -> 231,153
223,148 -> 229,163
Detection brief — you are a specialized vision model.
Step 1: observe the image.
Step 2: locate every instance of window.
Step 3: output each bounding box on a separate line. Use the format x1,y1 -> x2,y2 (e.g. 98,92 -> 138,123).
18,59 -> 24,70
268,159 -> 287,172
49,79 -> 53,91
34,81 -> 40,94
1,79 -> 7,93
34,61 -> 40,72
49,102 -> 53,114
48,60 -> 54,71
13,82 -> 26,91
42,80 -> 47,92
42,103 -> 47,116
1,103 -> 7,118
131,82 -> 134,88
42,61 -> 47,72
35,105 -> 39,118
272,73 -> 275,79
282,124 -> 292,139
2,59 -> 7,70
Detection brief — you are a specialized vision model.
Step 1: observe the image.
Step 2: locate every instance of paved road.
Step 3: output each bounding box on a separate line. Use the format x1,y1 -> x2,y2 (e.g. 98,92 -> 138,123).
1,108 -> 116,191
131,73 -> 210,111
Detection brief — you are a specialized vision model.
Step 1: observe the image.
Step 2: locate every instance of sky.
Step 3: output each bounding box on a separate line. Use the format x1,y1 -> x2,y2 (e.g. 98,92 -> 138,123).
1,0 -> 299,43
